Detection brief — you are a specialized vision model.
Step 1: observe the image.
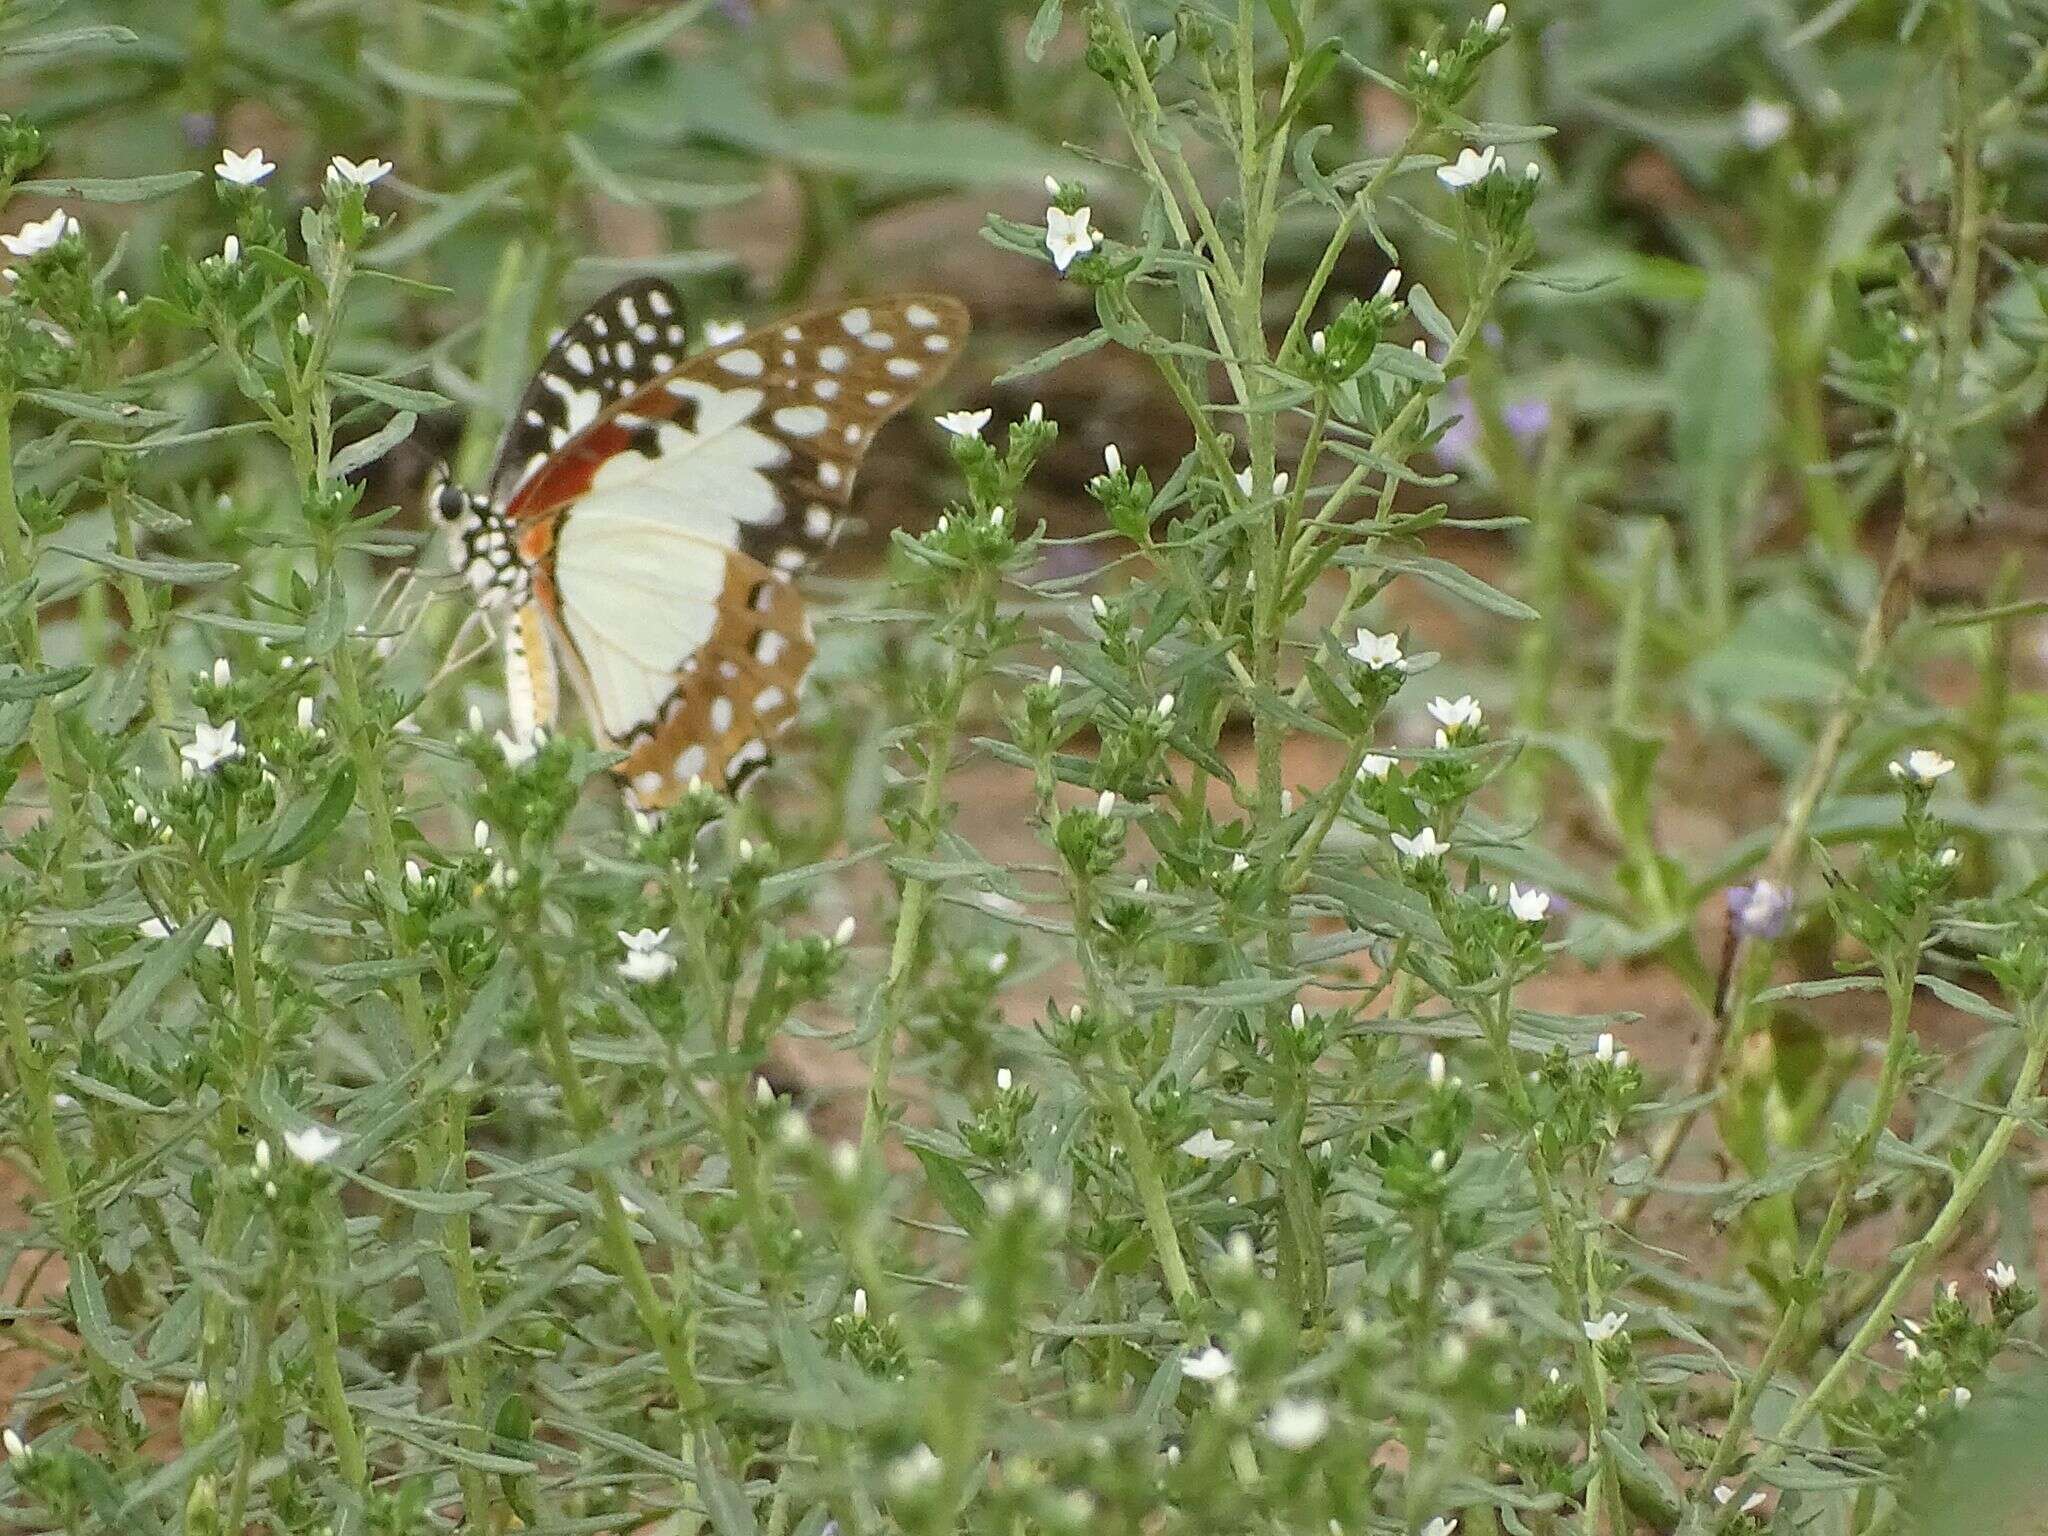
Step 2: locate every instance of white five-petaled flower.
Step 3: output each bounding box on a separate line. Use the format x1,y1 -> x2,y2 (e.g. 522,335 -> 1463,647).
935,407 -> 993,438
1987,1260 -> 2019,1291
326,154 -> 393,188
1506,883 -> 1551,923
1347,627 -> 1406,672
284,1124 -> 344,1165
1421,1518 -> 1460,1536
214,147 -> 276,186
1360,753 -> 1395,781
1890,748 -> 1955,785
1436,145 -> 1502,190
1181,1344 -> 1234,1381
1263,1397 -> 1329,1450
1178,1129 -> 1237,1161
616,927 -> 676,984
1391,826 -> 1448,863
1582,1310 -> 1628,1343
3,208 -> 78,257
181,719 -> 244,775
1428,695 -> 1484,731
1044,203 -> 1098,273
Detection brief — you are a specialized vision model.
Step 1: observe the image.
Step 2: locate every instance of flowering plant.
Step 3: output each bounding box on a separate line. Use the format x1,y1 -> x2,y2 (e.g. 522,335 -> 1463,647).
2,2 -> 2047,1535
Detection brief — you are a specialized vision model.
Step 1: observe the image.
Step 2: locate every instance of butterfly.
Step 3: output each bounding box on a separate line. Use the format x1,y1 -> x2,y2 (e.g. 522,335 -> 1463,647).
431,278 -> 969,810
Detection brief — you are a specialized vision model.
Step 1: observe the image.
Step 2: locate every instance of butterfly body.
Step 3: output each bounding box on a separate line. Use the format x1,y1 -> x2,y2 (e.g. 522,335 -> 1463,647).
435,279 -> 968,807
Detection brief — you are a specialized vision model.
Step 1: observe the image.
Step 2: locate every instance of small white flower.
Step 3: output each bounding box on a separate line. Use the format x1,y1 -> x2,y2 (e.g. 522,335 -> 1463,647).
1484,3 -> 1507,32
1178,1129 -> 1237,1161
851,1286 -> 868,1319
3,208 -> 78,257
496,730 -> 538,767
1594,1032 -> 1616,1062
1739,98 -> 1793,151
1421,1518 -> 1459,1536
1436,145 -> 1501,190
1155,693 -> 1175,718
1272,472 -> 1290,495
1938,846 -> 1961,868
284,1124 -> 344,1165
3,1427 -> 28,1461
1391,827 -> 1448,863
1428,1051 -> 1447,1086
1263,1397 -> 1329,1450
180,719 -> 243,775
1890,748 -> 1955,785
616,927 -> 675,984
1429,1148 -> 1449,1171
995,1066 -> 1013,1091
935,408 -> 993,438
1379,266 -> 1404,299
705,318 -> 746,346
1097,788 -> 1116,818
835,916 -> 857,946
888,1443 -> 942,1493
1582,1310 -> 1628,1343
254,1139 -> 273,1173
1182,1344 -> 1234,1380
326,154 -> 393,188
1234,467 -> 1256,496
1359,753 -> 1395,781
1893,1328 -> 1921,1360
215,147 -> 276,186
1428,695 -> 1484,731
220,234 -> 241,266
1713,1486 -> 1767,1514
1044,204 -> 1098,272
1310,329 -> 1327,355
1347,628 -> 1406,671
1987,1260 -> 2018,1291
1951,1385 -> 1972,1408
1512,1406 -> 1528,1429
294,695 -> 317,732
1506,884 -> 1551,923
1028,401 -> 1045,423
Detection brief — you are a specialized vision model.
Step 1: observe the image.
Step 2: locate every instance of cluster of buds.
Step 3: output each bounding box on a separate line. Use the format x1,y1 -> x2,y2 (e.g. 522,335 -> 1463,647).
1088,443 -> 1156,540
1406,4 -> 1512,108
1302,270 -> 1406,387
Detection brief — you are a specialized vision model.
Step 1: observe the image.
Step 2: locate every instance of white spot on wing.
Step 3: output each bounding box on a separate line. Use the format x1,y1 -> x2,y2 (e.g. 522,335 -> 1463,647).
716,348 -> 764,377
818,345 -> 849,372
773,405 -> 829,437
840,308 -> 873,335
906,303 -> 939,328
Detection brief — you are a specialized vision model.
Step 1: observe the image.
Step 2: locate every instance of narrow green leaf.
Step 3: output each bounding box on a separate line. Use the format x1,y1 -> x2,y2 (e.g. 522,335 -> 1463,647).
331,409 -> 417,478
0,663 -> 89,701
14,170 -> 198,202
263,762 -> 357,870
1026,0 -> 1065,60
99,913 -> 216,1041
910,1143 -> 988,1234
69,1259 -> 153,1379
1261,0 -> 1306,55
50,543 -> 238,585
1406,283 -> 1458,347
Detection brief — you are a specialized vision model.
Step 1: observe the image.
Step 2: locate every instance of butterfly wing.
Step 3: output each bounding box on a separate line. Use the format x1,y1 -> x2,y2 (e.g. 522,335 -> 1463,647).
498,293 -> 969,804
489,277 -> 695,511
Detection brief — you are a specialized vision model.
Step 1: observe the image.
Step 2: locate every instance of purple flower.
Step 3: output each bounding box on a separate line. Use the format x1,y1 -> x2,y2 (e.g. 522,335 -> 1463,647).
1434,379 -> 1551,469
1725,879 -> 1793,940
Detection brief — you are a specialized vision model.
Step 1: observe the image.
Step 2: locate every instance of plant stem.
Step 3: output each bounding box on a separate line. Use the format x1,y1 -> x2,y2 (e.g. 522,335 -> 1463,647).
1683,950 -> 1925,1528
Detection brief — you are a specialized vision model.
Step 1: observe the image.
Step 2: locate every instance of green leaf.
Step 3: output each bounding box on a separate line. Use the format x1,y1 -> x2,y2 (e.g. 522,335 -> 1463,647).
993,326 -> 1110,384
1406,282 -> 1457,347
99,912 -> 216,1041
1668,271 -> 1771,501
1258,38 -> 1340,147
13,170 -> 198,202
0,24 -> 136,59
362,169 -> 524,267
69,1258 -> 152,1379
1025,0 -> 1064,60
333,372 -> 451,414
0,662 -> 89,700
697,1443 -> 762,1536
263,763 -> 357,870
1262,0 -> 1306,55
50,543 -> 237,586
22,388 -> 178,428
359,50 -> 517,104
1559,0 -> 1759,89
1375,552 -> 1538,620
331,410 -> 417,479
910,1142 -> 987,1234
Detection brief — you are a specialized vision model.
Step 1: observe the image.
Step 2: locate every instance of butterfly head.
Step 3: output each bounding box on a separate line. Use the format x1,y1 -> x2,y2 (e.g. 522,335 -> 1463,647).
427,468 -> 525,608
